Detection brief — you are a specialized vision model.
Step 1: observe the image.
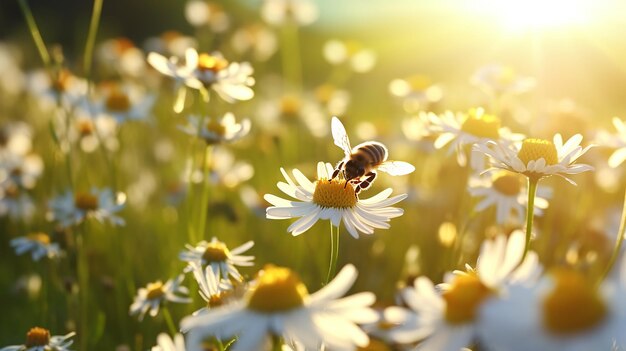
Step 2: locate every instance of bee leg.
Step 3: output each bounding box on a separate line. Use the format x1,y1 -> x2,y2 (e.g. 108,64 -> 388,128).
331,161 -> 344,180
355,172 -> 376,194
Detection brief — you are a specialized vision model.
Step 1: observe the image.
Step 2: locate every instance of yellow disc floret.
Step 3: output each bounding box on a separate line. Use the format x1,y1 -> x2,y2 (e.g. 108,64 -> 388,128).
202,242 -> 230,263
312,178 -> 357,208
280,94 -> 302,117
146,281 -> 165,300
247,265 -> 309,312
197,54 -> 229,73
492,172 -> 523,196
460,109 -> 501,139
25,327 -> 51,347
74,192 -> 98,211
27,232 -> 51,245
518,138 -> 558,166
542,269 -> 607,335
442,272 -> 493,324
106,91 -> 131,112
205,119 -> 226,138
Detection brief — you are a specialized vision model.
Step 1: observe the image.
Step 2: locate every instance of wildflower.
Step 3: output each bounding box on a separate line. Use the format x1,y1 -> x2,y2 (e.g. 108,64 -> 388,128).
186,262 -> 238,319
178,113 -> 251,145
231,23 -> 278,61
129,275 -> 191,321
184,1 -> 230,32
26,68 -> 88,110
264,162 -> 408,238
91,82 -> 155,122
181,264 -> 378,351
183,148 -> 254,188
10,232 -> 62,261
0,43 -> 26,97
0,122 -> 34,157
0,327 -> 75,351
261,0 -> 319,26
323,39 -> 377,73
179,237 -> 254,281
151,333 -> 186,351
143,31 -> 197,58
385,231 -> 541,350
471,64 -> 535,97
96,37 -> 147,79
48,188 -> 125,227
0,152 -> 44,189
389,74 -> 443,113
0,185 -> 36,221
475,133 -> 594,184
468,172 -> 552,224
603,117 -> 626,168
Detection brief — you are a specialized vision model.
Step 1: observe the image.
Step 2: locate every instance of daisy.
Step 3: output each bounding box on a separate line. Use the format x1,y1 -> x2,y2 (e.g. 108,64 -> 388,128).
129,275 -> 191,321
186,261 -> 239,320
96,37 -> 147,79
143,31 -> 197,58
181,264 -> 378,351
0,327 -> 75,351
261,0 -> 319,26
427,108 -> 524,170
468,171 -> 552,224
0,122 -> 34,157
151,333 -> 186,351
47,187 -> 125,228
603,117 -> 626,168
26,68 -> 88,110
478,267 -> 623,351
230,23 -> 278,61
52,109 -> 119,154
384,230 -> 542,350
90,82 -> 156,122
10,232 -> 62,261
178,113 -> 251,145
0,152 -> 44,189
179,237 -> 254,282
184,1 -> 230,32
264,162 -> 408,238
0,185 -> 36,221
182,148 -> 254,188
474,133 -> 594,184
470,64 -> 535,97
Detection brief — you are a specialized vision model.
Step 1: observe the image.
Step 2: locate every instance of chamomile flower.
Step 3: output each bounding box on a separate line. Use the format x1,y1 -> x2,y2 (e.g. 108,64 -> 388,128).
181,264 -> 378,351
0,185 -> 35,221
90,82 -> 155,123
603,117 -> 626,168
427,108 -> 524,170
471,64 -> 535,97
184,1 -> 230,32
26,68 -> 88,110
96,37 -> 147,79
179,113 -> 251,145
10,233 -> 62,261
179,237 -> 255,282
474,133 -> 594,184
48,188 -> 125,228
231,23 -> 278,61
261,0 -> 319,26
186,262 -> 238,319
0,152 -> 44,189
385,231 -> 541,350
129,275 -> 191,321
151,333 -> 186,351
0,327 -> 75,351
264,162 -> 408,238
468,172 -> 552,224
183,147 -> 254,188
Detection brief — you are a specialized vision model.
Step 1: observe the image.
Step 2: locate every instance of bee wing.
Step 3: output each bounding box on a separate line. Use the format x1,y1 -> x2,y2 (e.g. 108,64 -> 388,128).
331,116 -> 352,157
378,161 -> 416,176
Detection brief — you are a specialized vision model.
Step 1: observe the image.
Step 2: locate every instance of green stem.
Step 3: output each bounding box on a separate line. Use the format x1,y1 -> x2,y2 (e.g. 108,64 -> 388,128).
17,0 -> 50,68
280,22 -> 302,91
83,0 -> 104,78
599,187 -> 626,283
521,178 -> 538,263
271,335 -> 282,351
76,227 -> 90,350
162,306 -> 178,336
197,145 -> 213,240
325,223 -> 340,285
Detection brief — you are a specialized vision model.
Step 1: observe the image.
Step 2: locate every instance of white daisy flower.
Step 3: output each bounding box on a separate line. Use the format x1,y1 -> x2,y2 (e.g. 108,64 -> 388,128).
427,108 -> 524,170
181,264 -> 378,351
129,275 -> 191,321
468,172 -> 552,224
478,267 -> 622,351
90,82 -> 156,123
184,1 -> 230,32
26,68 -> 88,110
385,230 -> 542,350
179,113 -> 251,145
264,162 -> 408,238
231,23 -> 278,62
602,117 -> 626,168
0,185 -> 36,221
0,150 -> 43,190
151,333 -> 186,351
52,109 -> 119,154
47,188 -> 125,228
143,31 -> 197,59
186,261 -> 239,320
0,122 -> 34,157
0,327 -> 75,351
261,0 -> 319,26
96,37 -> 147,79
474,133 -> 594,184
10,233 -> 62,261
183,148 -> 254,189
470,64 -> 535,97
179,237 -> 255,282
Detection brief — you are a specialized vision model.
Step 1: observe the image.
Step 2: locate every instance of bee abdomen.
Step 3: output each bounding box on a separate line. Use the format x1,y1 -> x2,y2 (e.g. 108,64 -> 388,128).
357,142 -> 388,165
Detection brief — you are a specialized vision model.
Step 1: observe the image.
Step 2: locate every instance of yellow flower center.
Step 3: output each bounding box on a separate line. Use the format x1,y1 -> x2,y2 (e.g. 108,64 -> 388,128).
25,327 -> 51,347
146,281 -> 166,300
517,138 -> 558,166
27,232 -> 51,245
492,172 -> 523,196
74,192 -> 98,211
197,54 -> 229,73
495,67 -> 517,86
106,91 -> 131,112
312,178 -> 357,208
315,84 -> 335,104
407,74 -> 432,91
542,270 -> 607,335
202,242 -> 230,263
205,119 -> 226,137
280,94 -> 302,117
207,290 -> 232,308
358,338 -> 392,351
77,120 -> 95,136
247,265 -> 309,312
4,184 -> 19,198
442,272 -> 493,324
53,70 -> 71,92
460,109 -> 501,139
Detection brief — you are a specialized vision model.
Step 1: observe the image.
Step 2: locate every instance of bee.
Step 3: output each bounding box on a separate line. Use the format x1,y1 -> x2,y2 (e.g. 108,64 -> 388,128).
330,116 -> 415,194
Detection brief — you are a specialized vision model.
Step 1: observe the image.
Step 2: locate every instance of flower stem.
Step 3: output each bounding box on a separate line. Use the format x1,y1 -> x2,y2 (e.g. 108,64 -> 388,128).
325,223 -> 340,285
17,0 -> 50,68
76,227 -> 89,350
162,306 -> 178,336
271,335 -> 283,351
280,21 -> 302,91
521,178 -> 538,263
599,187 -> 626,283
197,145 -> 213,239
83,0 -> 104,78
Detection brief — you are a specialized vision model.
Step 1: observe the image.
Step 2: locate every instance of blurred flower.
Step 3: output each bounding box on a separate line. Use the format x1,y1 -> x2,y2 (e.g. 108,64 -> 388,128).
143,31 -> 197,58
314,83 -> 351,116
0,327 -> 75,351
151,333 -> 186,351
0,122 -> 34,157
239,185 -> 268,218
185,1 -> 230,32
96,37 -> 147,79
389,74 -> 443,113
475,133 -> 594,184
256,91 -> 331,138
186,261 -> 238,319
129,275 -> 191,321
10,233 -> 62,262
401,113 -> 437,152
179,113 -> 251,145
55,111 -> 119,153
261,0 -> 319,26
179,237 -> 254,282
264,162 -> 407,238
471,64 -> 535,97
385,230 -> 541,350
0,185 -> 36,221
181,264 -> 377,351
231,23 -> 278,61
0,152 -> 43,190
26,68 -> 88,110
323,39 -> 377,73
468,172 -> 552,224
427,108 -> 524,170
0,43 -> 25,97
48,188 -> 125,227
183,148 -> 254,189
89,82 -> 155,123
599,117 -> 626,168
